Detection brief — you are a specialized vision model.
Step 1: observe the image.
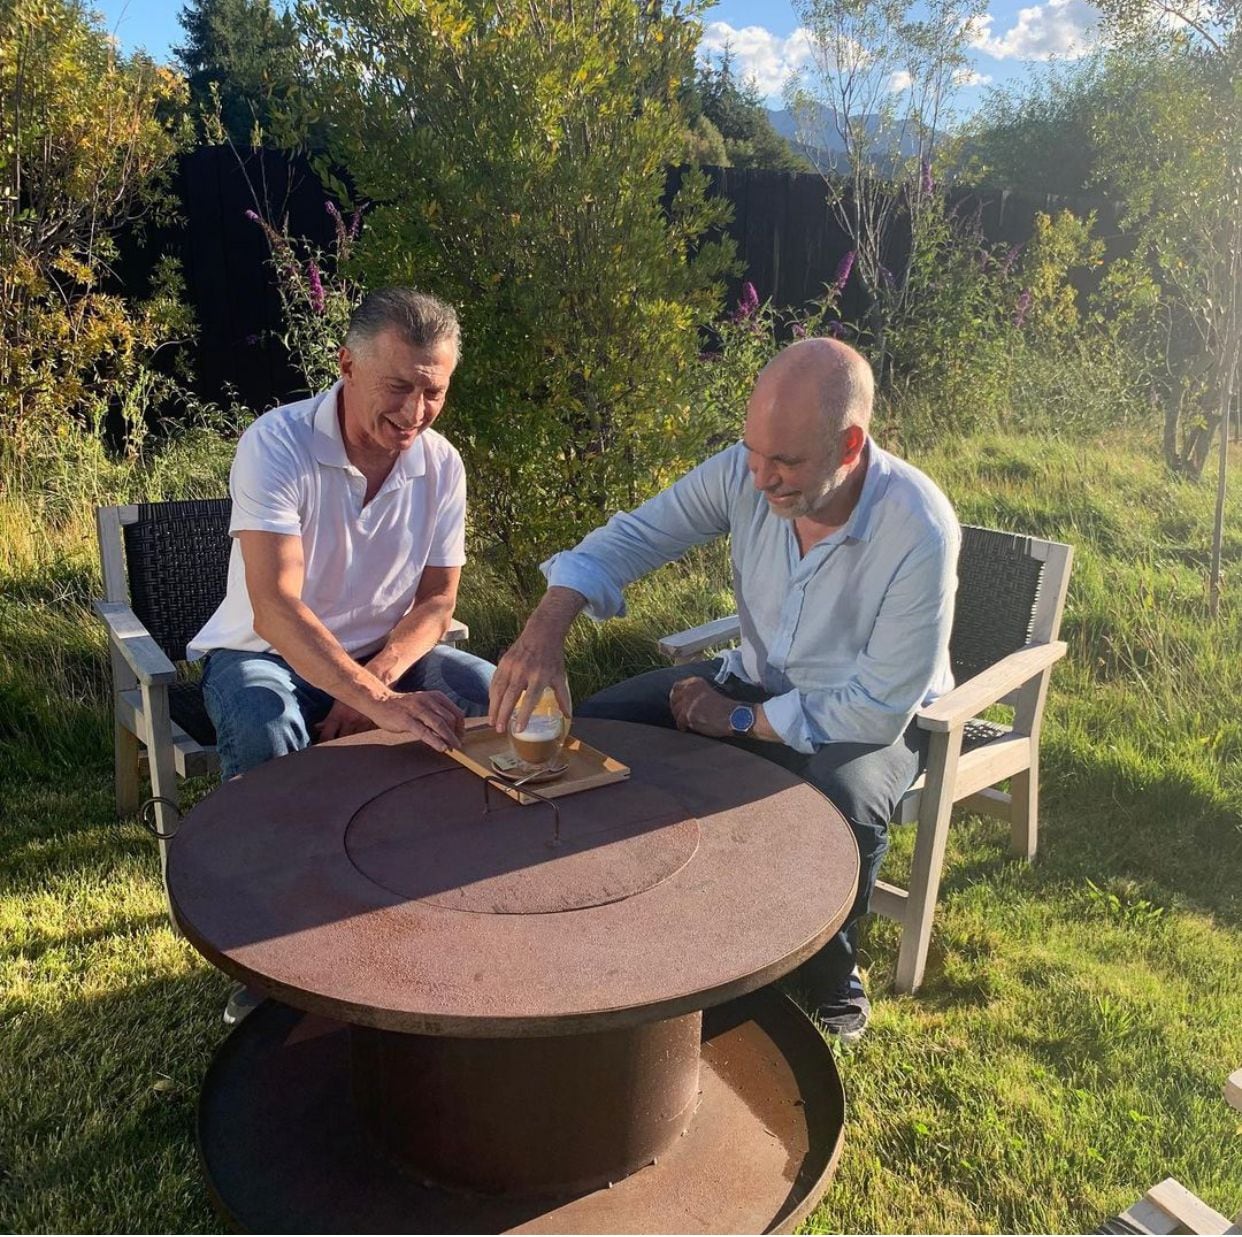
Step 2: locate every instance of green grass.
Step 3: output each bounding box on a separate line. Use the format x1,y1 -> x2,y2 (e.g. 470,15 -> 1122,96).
2,428 -> 1240,1233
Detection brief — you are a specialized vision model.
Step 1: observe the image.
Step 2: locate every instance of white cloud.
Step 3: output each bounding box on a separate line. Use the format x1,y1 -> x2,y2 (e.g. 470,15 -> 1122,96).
969,0 -> 1101,60
697,21 -> 814,98
887,69 -> 914,91
954,67 -> 993,86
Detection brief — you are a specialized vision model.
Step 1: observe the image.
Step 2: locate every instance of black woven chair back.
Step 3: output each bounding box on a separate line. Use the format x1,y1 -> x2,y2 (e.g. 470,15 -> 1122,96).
949,526 -> 1046,684
123,499 -> 233,663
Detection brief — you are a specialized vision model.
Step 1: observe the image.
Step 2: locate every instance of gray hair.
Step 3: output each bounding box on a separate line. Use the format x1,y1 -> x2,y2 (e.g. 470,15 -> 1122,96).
344,287 -> 461,358
824,346 -> 874,438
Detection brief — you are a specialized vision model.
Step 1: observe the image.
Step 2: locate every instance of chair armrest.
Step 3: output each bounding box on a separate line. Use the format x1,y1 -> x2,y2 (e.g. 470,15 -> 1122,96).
657,615 -> 742,663
93,601 -> 179,686
916,640 -> 1067,733
441,617 -> 469,644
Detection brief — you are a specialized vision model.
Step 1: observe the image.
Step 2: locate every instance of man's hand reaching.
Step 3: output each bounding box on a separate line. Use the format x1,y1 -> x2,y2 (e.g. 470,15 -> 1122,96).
488,587 -> 585,734
365,690 -> 465,752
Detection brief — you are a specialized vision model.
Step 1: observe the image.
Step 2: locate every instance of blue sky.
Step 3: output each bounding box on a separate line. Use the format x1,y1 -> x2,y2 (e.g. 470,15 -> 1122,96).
93,0 -> 1103,111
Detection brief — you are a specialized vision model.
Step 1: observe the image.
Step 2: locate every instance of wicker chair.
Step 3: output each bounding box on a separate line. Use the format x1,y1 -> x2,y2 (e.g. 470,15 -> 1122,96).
658,525 -> 1073,994
93,499 -> 468,895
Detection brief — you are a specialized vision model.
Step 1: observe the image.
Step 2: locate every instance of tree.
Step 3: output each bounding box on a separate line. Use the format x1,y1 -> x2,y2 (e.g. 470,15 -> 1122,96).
0,0 -> 190,473
688,52 -> 811,171
967,58 -> 1116,199
1090,1 -> 1240,614
290,0 -> 734,593
784,0 -> 986,384
175,0 -> 301,146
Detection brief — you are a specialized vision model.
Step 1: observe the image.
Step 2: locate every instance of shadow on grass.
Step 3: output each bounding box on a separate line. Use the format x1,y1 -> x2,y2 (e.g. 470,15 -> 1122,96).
0,972 -> 226,1234
918,743 -> 1242,931
0,912 -> 169,963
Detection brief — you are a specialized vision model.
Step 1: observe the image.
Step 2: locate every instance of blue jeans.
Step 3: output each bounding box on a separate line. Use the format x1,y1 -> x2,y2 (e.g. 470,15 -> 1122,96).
578,659 -> 927,997
201,644 -> 496,780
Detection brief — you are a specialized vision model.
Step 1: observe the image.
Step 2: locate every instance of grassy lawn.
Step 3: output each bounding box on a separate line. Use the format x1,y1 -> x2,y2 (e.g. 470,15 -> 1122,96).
1,429 -> 1239,1233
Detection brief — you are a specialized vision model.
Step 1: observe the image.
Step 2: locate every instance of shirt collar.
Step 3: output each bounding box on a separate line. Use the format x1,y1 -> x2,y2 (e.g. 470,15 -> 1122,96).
839,437 -> 889,543
311,380 -> 427,481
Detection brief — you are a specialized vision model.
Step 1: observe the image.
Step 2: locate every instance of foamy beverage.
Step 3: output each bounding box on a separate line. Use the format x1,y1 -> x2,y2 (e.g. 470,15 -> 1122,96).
510,713 -> 566,767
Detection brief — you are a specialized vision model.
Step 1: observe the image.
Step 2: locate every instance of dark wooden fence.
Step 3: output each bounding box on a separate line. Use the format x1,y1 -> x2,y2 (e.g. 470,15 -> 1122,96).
117,146 -> 1125,416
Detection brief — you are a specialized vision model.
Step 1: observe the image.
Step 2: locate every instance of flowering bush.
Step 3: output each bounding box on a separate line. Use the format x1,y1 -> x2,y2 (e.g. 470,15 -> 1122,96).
243,199 -> 363,396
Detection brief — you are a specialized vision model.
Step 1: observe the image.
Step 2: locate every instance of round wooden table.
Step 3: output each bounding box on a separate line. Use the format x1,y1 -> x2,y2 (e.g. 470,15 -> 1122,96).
169,719 -> 859,1233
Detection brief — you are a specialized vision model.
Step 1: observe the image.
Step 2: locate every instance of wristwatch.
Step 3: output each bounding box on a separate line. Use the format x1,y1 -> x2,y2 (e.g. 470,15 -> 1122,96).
729,704 -> 757,736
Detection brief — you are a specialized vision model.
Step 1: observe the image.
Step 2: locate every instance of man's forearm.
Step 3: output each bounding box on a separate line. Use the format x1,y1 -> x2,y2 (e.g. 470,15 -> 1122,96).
254,598 -> 391,713
528,586 -> 589,642
366,595 -> 454,687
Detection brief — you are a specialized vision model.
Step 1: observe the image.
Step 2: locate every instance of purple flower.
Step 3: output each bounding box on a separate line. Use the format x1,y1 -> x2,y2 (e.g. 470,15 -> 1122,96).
732,281 -> 759,322
831,250 -> 855,295
1014,289 -> 1031,328
244,209 -> 261,224
326,200 -> 348,252
244,332 -> 261,346
1002,243 -> 1024,276
791,322 -> 807,339
348,210 -> 362,241
826,320 -> 845,339
920,157 -> 934,196
307,260 -> 326,314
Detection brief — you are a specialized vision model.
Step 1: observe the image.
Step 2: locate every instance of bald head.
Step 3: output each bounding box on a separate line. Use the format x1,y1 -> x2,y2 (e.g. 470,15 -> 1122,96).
755,337 -> 873,437
743,338 -> 873,522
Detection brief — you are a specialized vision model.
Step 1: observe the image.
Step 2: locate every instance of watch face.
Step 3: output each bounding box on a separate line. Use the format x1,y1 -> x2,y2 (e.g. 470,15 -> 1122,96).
730,705 -> 755,734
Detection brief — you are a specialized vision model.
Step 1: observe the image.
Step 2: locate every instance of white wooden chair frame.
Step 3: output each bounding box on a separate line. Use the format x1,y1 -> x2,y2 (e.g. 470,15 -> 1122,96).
658,530 -> 1073,994
93,502 -> 468,900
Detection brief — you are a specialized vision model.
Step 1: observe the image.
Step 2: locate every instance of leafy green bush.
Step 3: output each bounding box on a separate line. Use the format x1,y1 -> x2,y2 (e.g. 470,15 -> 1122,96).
0,0 -> 191,490
290,0 -> 734,593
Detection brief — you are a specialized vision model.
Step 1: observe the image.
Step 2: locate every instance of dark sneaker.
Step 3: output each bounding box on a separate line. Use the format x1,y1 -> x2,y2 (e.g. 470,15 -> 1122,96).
812,967 -> 870,1043
222,983 -> 264,1027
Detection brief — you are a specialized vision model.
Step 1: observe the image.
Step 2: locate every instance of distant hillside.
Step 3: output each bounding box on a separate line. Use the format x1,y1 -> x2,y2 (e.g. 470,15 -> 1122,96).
767,105 -> 923,172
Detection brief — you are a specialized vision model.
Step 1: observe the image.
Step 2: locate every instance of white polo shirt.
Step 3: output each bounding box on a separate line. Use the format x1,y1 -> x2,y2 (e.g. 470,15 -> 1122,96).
188,381 -> 467,661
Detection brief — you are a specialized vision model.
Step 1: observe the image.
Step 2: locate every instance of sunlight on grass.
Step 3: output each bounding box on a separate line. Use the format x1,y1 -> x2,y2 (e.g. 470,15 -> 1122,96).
1,428 -> 1239,1232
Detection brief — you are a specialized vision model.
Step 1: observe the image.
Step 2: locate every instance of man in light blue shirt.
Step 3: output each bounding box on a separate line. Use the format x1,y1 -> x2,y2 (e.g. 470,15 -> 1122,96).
490,338 -> 959,1039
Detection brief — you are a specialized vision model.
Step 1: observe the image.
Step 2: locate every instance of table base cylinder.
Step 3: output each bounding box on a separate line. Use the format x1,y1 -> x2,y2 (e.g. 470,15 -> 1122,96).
197,989 -> 845,1234
351,1013 -> 702,1197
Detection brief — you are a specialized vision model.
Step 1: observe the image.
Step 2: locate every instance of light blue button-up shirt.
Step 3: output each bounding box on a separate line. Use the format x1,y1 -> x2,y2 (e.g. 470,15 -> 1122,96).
541,439 -> 960,754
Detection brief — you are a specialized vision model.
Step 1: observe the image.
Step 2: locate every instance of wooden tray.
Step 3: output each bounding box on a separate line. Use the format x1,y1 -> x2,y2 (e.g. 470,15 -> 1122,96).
446,719 -> 631,805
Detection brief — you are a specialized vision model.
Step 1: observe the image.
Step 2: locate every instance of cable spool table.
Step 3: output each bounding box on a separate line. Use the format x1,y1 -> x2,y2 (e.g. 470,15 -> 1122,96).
169,718 -> 860,1234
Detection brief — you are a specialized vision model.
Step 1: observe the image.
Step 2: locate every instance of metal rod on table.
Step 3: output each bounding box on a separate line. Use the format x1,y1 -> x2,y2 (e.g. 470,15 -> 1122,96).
481,774 -> 562,847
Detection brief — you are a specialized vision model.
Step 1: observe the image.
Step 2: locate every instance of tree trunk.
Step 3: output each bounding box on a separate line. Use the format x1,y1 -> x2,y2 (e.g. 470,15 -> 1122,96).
1161,388 -> 1181,473
1208,349 -> 1239,618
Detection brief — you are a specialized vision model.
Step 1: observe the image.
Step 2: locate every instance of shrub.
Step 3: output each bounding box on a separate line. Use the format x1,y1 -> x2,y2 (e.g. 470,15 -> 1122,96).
0,0 -> 191,488
290,0 -> 734,593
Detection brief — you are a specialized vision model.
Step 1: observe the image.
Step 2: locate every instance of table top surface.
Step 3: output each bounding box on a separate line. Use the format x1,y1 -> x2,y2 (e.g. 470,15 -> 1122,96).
169,719 -> 859,1036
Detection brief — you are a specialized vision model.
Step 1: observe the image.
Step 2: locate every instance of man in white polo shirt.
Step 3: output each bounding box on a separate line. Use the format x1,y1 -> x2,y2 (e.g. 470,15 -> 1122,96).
189,287 -> 494,781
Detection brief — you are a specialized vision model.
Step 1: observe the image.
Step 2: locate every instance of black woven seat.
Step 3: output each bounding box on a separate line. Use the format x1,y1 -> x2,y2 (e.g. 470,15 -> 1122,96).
124,498 -> 233,664
949,526 -> 1046,684
961,717 -> 1009,750
121,498 -> 232,751
169,681 -> 217,747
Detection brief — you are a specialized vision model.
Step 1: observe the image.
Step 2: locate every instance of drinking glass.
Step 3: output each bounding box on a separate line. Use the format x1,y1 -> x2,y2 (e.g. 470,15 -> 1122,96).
507,685 -> 571,774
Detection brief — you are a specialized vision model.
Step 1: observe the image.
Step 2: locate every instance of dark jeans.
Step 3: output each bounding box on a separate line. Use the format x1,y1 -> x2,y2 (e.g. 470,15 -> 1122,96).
578,659 -> 927,997
201,645 -> 496,780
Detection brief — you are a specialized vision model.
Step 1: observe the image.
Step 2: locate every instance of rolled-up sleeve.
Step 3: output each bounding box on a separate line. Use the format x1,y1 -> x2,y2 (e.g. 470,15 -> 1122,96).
541,446 -> 737,619
762,529 -> 959,753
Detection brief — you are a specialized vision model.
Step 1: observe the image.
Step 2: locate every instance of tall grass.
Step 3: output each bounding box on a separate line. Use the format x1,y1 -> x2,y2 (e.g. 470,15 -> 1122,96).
1,423 -> 1239,1233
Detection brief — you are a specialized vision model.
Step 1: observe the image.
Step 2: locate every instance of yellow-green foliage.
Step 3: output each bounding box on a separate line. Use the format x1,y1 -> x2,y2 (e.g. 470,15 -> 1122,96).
1022,209 -> 1105,342
0,0 -> 190,474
